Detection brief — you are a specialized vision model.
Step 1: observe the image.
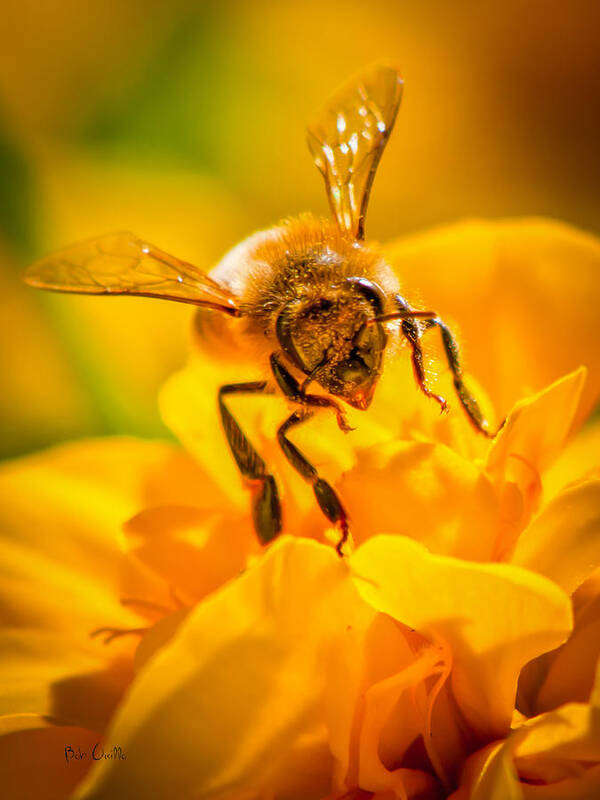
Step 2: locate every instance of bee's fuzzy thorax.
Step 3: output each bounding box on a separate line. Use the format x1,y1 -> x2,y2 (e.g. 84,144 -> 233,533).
210,214 -> 400,326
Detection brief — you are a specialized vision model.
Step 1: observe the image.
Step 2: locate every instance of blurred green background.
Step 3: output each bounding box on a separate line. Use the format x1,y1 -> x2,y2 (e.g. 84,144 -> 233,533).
1,0 -> 599,460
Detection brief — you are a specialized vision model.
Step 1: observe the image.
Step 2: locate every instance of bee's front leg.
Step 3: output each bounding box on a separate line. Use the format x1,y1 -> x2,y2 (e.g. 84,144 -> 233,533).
277,409 -> 350,557
395,294 -> 493,437
218,382 -> 282,544
395,294 -> 448,415
269,353 -> 353,432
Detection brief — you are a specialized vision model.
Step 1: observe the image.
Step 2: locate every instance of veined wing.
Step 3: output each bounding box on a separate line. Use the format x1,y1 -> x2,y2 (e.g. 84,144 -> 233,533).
307,65 -> 403,241
25,231 -> 241,316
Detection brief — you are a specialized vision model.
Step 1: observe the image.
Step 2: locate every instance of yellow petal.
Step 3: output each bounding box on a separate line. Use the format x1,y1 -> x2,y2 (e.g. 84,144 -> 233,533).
0,725 -> 100,800
133,608 -> 190,673
0,630 -> 132,734
74,537 -> 373,800
0,438 -> 218,639
486,369 -> 586,557
487,368 -> 586,485
544,419 -> 600,500
386,219 -> 600,428
350,535 -> 572,738
0,438 -> 202,636
0,438 -> 222,744
123,504 -> 258,605
466,741 -> 522,800
514,703 -> 600,775
511,480 -> 600,595
534,593 -> 600,714
326,611 -> 446,796
357,646 -> 444,793
159,358 -> 260,507
341,343 -> 495,462
457,666 -> 600,798
512,701 -> 600,795
338,439 -> 498,560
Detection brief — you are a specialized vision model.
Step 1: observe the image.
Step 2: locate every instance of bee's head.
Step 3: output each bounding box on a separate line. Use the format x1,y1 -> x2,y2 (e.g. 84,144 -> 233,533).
325,318 -> 387,408
276,278 -> 388,409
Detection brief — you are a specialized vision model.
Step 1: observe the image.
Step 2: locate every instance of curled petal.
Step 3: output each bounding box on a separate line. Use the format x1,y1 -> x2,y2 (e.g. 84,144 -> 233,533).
339,440 -> 498,560
350,535 -> 572,739
520,594 -> 600,716
74,537 -> 374,800
460,697 -> 600,799
544,419 -> 600,499
123,504 -> 258,605
0,437 -> 209,632
486,368 -> 586,488
486,369 -> 586,557
511,479 -> 600,595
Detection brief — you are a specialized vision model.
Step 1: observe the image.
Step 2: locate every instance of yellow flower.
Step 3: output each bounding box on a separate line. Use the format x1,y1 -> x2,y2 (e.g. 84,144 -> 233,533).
1,218 -> 599,800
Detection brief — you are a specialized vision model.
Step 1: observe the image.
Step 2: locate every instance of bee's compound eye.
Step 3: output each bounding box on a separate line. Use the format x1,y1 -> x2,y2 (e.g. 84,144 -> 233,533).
345,277 -> 385,316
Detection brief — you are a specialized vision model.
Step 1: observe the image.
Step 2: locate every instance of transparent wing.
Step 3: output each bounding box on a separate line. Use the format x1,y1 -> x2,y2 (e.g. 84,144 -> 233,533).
25,231 -> 241,316
307,64 -> 403,241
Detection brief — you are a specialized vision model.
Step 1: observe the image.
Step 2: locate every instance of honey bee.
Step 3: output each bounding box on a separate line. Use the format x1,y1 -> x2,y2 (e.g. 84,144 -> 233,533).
25,65 -> 493,555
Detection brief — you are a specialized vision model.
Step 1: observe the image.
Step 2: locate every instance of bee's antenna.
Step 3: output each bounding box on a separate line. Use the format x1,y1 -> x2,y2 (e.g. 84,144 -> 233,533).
368,310 -> 437,326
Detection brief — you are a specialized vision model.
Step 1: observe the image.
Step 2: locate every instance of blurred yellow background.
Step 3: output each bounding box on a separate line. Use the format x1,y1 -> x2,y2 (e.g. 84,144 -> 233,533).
1,0 -> 599,460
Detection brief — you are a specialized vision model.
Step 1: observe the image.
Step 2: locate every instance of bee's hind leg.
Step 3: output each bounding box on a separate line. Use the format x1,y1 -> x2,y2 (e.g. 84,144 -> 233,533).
218,382 -> 282,544
395,294 -> 492,437
278,409 -> 349,557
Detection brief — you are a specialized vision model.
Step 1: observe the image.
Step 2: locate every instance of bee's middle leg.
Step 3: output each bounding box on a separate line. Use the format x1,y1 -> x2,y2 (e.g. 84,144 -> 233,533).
277,409 -> 349,557
218,382 -> 282,544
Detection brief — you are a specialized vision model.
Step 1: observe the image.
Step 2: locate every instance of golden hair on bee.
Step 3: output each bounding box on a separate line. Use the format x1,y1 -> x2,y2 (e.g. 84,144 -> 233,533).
200,213 -> 399,366
231,214 -> 398,323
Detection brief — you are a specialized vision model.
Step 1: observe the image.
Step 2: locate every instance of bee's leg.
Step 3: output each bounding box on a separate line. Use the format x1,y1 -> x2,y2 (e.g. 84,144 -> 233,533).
395,295 -> 492,437
270,353 -> 353,432
422,315 -> 493,437
395,294 -> 448,414
218,382 -> 282,544
277,409 -> 350,557
270,353 -> 351,553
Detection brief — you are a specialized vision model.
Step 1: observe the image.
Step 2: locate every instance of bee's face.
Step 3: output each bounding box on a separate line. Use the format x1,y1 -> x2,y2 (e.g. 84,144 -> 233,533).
277,292 -> 388,410
316,317 -> 387,409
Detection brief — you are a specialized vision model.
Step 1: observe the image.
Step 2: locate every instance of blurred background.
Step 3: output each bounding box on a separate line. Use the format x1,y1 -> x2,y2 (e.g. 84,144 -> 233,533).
1,0 -> 599,461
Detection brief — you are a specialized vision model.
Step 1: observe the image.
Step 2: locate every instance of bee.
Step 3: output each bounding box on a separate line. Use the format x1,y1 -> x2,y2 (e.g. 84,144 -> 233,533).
25,65 -> 493,555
